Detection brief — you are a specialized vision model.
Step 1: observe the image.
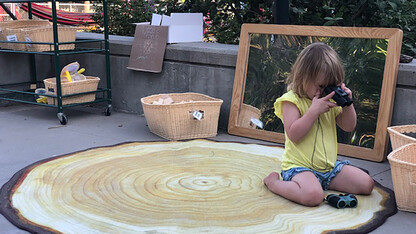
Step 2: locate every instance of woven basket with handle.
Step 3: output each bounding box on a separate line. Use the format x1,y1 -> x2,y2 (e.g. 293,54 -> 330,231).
387,143 -> 416,212
387,125 -> 416,150
0,20 -> 50,50
44,76 -> 100,105
141,93 -> 223,140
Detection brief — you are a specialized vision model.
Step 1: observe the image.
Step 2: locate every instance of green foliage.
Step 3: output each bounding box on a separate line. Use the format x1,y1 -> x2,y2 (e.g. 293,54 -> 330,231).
91,0 -> 273,43
91,0 -> 415,55
92,0 -> 154,36
155,0 -> 274,44
289,0 -> 415,56
375,0 -> 416,56
290,0 -> 386,26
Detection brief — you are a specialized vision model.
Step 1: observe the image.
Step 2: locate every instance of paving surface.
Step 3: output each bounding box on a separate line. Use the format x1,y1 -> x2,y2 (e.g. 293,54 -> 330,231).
0,104 -> 415,234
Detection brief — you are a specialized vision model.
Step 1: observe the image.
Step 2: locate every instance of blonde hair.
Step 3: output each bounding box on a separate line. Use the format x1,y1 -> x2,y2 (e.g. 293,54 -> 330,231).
287,42 -> 344,97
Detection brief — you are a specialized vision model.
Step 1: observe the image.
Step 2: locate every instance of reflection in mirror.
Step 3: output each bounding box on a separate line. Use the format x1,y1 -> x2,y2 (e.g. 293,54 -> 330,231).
240,35 -> 387,149
229,24 -> 403,162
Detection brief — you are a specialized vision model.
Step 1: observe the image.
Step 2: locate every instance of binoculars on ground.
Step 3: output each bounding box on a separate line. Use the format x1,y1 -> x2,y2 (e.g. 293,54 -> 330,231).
324,85 -> 353,107
326,193 -> 358,209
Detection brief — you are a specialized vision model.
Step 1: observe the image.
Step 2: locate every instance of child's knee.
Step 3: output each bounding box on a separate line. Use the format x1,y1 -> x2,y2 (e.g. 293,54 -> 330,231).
361,177 -> 374,195
300,188 -> 324,206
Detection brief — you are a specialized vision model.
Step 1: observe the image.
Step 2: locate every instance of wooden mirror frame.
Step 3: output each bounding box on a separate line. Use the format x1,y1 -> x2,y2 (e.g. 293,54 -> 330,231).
228,24 -> 403,162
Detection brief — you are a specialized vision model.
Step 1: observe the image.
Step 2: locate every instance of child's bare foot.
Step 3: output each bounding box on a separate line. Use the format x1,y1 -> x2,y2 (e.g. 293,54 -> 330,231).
264,172 -> 280,188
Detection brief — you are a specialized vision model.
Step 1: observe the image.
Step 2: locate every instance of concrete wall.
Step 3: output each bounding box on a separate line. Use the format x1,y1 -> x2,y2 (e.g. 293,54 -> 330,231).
392,61 -> 416,125
0,32 -> 415,129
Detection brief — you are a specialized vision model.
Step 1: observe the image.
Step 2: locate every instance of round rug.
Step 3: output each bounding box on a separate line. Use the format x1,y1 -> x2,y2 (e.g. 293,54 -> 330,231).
0,140 -> 396,233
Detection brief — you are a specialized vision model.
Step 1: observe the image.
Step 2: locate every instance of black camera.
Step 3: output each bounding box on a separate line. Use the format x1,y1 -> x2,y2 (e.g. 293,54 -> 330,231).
323,85 -> 353,107
326,193 -> 358,209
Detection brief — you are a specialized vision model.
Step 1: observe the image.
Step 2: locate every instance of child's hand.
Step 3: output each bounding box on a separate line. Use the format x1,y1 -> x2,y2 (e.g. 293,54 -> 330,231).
310,90 -> 338,116
340,83 -> 352,99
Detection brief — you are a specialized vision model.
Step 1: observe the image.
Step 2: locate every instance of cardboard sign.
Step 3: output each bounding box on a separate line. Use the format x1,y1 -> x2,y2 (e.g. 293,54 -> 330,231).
127,24 -> 168,73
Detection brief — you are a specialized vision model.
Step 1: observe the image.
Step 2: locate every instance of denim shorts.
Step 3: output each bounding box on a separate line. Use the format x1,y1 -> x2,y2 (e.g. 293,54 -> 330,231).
280,160 -> 351,190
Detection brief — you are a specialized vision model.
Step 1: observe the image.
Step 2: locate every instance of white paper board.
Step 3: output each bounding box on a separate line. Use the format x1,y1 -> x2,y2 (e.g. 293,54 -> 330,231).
168,13 -> 203,43
151,13 -> 162,26
161,15 -> 171,26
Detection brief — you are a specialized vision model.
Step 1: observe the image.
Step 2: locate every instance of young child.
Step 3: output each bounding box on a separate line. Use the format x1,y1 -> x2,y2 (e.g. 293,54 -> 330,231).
264,42 -> 374,207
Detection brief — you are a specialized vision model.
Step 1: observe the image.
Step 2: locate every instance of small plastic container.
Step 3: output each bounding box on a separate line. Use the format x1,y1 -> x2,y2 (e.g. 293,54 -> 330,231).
34,88 -> 47,97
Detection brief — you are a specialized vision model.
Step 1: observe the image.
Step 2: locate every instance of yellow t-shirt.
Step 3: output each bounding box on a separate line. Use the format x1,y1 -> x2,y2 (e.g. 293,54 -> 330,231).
274,90 -> 342,172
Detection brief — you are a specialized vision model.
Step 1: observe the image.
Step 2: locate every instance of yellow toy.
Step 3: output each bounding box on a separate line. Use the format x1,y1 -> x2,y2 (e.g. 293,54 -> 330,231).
65,70 -> 72,82
36,97 -> 48,104
60,62 -> 86,82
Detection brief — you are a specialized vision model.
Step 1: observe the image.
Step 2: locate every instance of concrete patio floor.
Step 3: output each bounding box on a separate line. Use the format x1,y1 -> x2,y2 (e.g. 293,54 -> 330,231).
1,104 -> 415,234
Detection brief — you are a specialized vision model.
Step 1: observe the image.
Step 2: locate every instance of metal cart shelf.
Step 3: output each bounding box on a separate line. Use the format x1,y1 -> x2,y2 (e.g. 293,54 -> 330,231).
0,0 -> 111,125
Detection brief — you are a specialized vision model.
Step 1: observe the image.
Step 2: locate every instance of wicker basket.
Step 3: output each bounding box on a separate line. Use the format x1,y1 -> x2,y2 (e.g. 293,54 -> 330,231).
387,125 -> 416,151
387,143 -> 416,212
44,76 -> 100,105
21,26 -> 77,52
0,20 -> 51,50
238,104 -> 261,129
6,26 -> 77,52
141,93 -> 223,140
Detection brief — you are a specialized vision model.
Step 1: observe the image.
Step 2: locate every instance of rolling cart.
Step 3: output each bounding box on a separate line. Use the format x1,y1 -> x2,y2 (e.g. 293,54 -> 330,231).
0,0 -> 112,125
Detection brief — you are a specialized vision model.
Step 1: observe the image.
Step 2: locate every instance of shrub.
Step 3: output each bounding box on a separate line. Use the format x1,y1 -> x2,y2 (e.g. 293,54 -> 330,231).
92,0 -> 415,56
375,0 -> 416,56
155,0 -> 274,44
92,0 -> 154,36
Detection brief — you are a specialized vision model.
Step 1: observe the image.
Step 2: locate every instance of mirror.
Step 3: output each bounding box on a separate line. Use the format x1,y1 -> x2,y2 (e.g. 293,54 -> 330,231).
228,24 -> 403,162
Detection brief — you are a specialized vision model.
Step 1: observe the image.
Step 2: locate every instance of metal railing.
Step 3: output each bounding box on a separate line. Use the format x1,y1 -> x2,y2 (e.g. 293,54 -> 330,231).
36,2 -> 95,13
0,2 -> 95,21
0,3 -> 16,20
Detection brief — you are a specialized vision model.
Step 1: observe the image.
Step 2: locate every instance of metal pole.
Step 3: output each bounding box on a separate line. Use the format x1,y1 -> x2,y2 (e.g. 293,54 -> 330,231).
28,3 -> 38,90
273,0 -> 289,24
0,3 -> 17,20
103,0 -> 112,106
51,0 -> 63,113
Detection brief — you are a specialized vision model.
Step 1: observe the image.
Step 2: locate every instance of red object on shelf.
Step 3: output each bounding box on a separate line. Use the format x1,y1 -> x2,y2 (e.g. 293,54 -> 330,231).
20,3 -> 96,25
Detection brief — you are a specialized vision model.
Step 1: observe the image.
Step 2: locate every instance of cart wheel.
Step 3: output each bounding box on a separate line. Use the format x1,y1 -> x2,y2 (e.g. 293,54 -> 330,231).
104,105 -> 112,116
57,113 -> 68,125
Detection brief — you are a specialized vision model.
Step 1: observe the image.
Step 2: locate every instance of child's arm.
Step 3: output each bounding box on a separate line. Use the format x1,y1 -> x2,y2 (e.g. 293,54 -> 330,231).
282,91 -> 337,143
336,83 -> 357,132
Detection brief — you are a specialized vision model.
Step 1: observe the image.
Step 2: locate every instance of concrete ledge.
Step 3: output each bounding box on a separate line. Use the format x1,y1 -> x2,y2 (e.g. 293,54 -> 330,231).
392,60 -> 416,125
397,60 -> 416,86
1,32 -> 415,129
76,32 -> 238,67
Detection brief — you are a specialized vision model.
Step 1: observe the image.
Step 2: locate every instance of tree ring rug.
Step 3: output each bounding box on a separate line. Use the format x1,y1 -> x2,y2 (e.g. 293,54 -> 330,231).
0,140 -> 396,233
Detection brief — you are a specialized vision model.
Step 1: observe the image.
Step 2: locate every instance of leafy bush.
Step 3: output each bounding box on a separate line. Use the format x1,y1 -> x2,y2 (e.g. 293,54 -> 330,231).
289,0 -> 415,56
155,0 -> 273,44
92,0 -> 273,43
375,0 -> 416,56
290,0 -> 387,26
92,0 -> 415,56
92,0 -> 154,36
